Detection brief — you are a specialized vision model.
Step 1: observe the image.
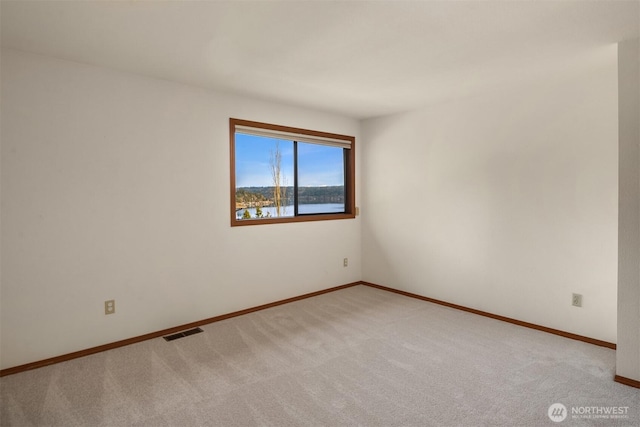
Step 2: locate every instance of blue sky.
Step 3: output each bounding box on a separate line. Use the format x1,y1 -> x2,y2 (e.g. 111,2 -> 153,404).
235,133 -> 344,188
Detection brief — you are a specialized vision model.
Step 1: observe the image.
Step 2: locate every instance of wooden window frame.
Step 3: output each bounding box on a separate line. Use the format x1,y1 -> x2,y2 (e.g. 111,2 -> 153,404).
230,118 -> 355,227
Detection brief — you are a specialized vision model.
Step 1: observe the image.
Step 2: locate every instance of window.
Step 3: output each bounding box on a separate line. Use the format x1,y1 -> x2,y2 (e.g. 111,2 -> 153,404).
230,118 -> 355,226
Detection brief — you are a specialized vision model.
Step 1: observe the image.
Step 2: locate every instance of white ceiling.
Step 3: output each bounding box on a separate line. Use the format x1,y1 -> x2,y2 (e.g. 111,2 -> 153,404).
1,0 -> 638,119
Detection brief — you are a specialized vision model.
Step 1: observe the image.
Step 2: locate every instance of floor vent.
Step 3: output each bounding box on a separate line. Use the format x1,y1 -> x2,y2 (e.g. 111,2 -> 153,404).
163,327 -> 203,342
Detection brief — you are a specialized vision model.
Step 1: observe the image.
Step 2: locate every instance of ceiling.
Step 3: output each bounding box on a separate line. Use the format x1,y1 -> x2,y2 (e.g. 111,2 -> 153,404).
1,0 -> 638,119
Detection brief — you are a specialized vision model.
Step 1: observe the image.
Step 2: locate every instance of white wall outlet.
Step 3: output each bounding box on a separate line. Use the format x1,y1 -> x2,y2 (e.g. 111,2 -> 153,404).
105,299 -> 115,315
343,258 -> 348,267
572,293 -> 582,307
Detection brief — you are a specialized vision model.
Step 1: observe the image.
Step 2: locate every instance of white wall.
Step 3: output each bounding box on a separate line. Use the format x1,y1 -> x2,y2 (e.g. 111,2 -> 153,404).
617,38 -> 640,382
362,46 -> 619,343
0,49 -> 361,370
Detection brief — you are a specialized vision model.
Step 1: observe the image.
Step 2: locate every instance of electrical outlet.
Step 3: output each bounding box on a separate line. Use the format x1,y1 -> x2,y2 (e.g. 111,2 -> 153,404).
343,258 -> 348,267
572,293 -> 582,307
105,299 -> 115,315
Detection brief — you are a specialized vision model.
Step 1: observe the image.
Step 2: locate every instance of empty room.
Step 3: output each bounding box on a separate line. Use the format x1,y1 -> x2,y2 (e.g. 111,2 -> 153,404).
1,1 -> 639,426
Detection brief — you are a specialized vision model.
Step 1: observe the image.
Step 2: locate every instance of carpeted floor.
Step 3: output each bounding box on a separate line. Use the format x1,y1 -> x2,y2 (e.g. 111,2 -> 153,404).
1,285 -> 638,426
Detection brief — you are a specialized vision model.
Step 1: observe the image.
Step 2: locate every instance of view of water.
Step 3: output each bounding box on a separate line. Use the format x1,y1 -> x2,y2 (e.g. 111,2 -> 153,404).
236,203 -> 345,219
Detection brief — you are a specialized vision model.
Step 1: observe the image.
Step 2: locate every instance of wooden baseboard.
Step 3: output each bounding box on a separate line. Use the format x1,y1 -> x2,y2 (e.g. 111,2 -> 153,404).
2,280 -> 626,382
361,281 -> 617,350
0,281 -> 360,377
614,375 -> 640,388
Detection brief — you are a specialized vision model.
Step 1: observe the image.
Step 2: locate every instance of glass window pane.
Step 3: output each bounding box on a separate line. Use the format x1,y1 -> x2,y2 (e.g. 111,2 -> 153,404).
297,142 -> 345,214
235,133 -> 294,220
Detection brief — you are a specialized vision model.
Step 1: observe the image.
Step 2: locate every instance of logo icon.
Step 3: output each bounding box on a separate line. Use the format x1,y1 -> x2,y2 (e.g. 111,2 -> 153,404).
548,403 -> 568,422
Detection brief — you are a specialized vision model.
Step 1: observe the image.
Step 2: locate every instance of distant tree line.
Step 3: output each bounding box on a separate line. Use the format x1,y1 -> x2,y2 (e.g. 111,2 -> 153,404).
237,186 -> 344,205
235,188 -> 268,205
298,186 -> 344,203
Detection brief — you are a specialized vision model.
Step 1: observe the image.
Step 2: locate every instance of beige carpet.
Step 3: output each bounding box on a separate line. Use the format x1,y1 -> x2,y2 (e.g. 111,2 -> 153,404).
1,285 -> 638,426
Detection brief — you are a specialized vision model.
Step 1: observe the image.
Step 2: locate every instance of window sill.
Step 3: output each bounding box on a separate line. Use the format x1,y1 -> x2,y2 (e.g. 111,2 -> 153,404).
231,212 -> 356,227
